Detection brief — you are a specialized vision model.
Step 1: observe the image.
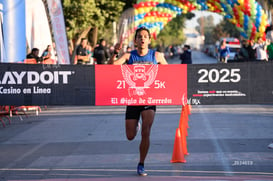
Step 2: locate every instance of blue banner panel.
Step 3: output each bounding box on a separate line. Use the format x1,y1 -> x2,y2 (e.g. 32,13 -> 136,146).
0,0 -> 26,62
0,63 -> 95,105
187,62 -> 273,105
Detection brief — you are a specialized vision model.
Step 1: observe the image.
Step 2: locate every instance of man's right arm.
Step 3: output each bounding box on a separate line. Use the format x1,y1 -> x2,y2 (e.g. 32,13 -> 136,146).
109,53 -> 130,65
108,43 -> 129,65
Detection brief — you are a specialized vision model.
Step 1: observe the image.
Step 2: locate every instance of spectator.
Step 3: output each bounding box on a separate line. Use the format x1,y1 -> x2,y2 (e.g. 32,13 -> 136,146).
246,40 -> 256,61
167,45 -> 173,58
26,48 -> 42,63
41,45 -> 52,60
76,38 -> 89,64
180,45 -> 192,64
267,41 -> 273,61
126,46 -> 132,53
93,39 -> 110,64
266,25 -> 273,61
156,43 -> 164,53
218,39 -> 230,63
238,40 -> 249,61
86,43 -> 94,64
252,37 -> 270,61
170,45 -> 176,58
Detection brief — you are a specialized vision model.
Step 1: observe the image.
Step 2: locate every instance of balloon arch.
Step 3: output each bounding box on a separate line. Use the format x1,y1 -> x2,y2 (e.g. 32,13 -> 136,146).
124,0 -> 269,42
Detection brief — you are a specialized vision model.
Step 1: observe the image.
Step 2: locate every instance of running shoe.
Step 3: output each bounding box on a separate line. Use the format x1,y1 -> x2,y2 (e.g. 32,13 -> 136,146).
137,164 -> 147,176
268,142 -> 273,149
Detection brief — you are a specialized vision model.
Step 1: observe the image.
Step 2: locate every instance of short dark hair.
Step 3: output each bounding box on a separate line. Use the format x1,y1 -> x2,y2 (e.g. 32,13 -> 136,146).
99,38 -> 105,44
184,45 -> 190,49
266,25 -> 273,34
81,38 -> 87,42
135,27 -> 151,40
31,48 -> 39,52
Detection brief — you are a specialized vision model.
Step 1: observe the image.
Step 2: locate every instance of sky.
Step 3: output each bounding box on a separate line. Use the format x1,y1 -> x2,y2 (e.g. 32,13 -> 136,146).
185,10 -> 224,29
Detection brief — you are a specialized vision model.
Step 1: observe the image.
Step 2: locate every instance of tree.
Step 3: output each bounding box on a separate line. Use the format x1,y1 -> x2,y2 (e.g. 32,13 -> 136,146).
211,20 -> 241,43
195,15 -> 216,44
119,0 -> 136,11
153,13 -> 195,48
62,0 -> 125,48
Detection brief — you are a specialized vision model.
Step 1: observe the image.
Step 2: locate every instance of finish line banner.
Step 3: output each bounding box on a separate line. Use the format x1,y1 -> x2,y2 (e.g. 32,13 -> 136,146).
1,63 -> 273,105
95,64 -> 188,106
0,63 -> 95,105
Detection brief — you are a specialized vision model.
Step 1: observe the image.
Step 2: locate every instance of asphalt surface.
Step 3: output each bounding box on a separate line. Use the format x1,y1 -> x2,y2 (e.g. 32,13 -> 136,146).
0,52 -> 272,180
0,105 -> 273,180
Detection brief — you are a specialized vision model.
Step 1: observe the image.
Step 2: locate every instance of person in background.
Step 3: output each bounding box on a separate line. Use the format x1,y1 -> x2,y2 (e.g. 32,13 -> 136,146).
86,43 -> 94,64
41,45 -> 52,60
180,44 -> 192,64
93,39 -> 110,64
156,42 -> 165,53
266,25 -> 273,61
126,46 -> 132,53
266,41 -> 273,61
252,37 -> 269,61
26,48 -> 42,63
246,40 -> 256,61
218,39 -> 230,63
76,38 -> 90,64
238,40 -> 249,61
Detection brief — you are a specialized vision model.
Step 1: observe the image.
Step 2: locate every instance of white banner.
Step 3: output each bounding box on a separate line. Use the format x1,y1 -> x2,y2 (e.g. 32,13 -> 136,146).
26,0 -> 54,58
47,0 -> 70,64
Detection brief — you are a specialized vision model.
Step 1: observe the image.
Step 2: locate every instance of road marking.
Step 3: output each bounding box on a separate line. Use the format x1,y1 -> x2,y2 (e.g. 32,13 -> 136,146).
0,168 -> 273,176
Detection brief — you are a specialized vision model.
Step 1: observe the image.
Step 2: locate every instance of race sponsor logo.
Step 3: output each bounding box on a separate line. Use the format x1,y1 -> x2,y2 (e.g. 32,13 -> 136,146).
121,64 -> 158,96
0,71 -> 74,85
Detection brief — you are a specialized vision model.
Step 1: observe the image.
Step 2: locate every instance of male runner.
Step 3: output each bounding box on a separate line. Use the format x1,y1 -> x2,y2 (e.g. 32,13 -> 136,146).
109,27 -> 168,176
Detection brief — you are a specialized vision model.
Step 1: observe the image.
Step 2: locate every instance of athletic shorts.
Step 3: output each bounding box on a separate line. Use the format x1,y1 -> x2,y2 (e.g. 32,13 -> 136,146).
125,105 -> 156,120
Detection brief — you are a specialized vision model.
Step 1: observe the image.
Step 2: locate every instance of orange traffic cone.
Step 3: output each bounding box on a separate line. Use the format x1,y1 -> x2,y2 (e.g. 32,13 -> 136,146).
171,128 -> 186,163
180,127 -> 189,155
178,106 -> 186,129
186,104 -> 192,115
178,107 -> 189,156
179,107 -> 188,137
183,110 -> 189,132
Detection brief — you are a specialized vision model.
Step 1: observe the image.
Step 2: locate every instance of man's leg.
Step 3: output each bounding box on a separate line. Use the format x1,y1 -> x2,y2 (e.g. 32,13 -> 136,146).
125,119 -> 138,140
139,109 -> 155,164
125,106 -> 140,141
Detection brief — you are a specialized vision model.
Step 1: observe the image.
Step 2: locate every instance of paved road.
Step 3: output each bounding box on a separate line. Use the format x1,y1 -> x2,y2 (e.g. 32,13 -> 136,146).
167,50 -> 217,64
0,105 -> 273,180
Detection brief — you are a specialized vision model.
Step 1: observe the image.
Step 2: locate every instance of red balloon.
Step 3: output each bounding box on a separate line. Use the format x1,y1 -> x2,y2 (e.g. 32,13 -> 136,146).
139,2 -> 145,7
145,2 -> 151,7
151,2 -> 159,6
152,32 -> 157,40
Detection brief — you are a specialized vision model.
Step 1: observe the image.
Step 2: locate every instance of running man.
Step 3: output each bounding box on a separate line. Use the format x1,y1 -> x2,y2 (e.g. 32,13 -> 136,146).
109,27 -> 168,176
